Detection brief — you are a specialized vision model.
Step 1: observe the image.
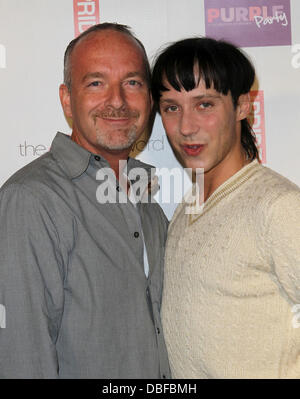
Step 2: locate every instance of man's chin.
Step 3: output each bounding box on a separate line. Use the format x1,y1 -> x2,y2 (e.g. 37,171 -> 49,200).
97,136 -> 139,152
104,144 -> 133,151
98,138 -> 137,152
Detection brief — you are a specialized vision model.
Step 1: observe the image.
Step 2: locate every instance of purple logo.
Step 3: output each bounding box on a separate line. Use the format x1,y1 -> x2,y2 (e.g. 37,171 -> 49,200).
204,0 -> 291,47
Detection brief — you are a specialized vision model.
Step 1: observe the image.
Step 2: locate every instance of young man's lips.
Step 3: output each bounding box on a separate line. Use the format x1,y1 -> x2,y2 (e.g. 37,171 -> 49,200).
182,144 -> 205,156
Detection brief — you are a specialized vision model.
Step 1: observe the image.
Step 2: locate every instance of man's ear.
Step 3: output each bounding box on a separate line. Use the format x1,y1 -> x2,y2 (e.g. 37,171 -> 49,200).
236,93 -> 251,121
59,84 -> 72,119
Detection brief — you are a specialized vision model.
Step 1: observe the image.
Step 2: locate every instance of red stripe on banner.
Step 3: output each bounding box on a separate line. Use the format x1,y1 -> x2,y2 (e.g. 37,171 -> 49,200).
73,0 -> 100,38
249,90 -> 266,163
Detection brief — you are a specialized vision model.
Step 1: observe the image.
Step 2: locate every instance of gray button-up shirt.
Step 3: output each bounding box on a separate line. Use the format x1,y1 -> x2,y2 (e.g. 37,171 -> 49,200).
0,132 -> 170,379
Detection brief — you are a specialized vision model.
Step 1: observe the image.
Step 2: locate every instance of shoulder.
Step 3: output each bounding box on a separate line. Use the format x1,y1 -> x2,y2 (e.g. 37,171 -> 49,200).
252,163 -> 299,198
1,151 -> 68,202
0,152 -> 73,230
239,163 -> 300,215
0,154 -> 76,251
249,164 -> 300,235
2,152 -> 55,188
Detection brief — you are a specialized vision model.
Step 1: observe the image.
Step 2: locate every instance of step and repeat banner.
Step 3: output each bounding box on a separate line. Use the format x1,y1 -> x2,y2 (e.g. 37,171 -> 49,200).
0,0 -> 299,219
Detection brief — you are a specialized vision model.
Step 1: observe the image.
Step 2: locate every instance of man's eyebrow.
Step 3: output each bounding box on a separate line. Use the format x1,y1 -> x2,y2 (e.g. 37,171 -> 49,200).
160,94 -> 221,103
81,71 -> 146,83
81,72 -> 105,83
124,71 -> 146,80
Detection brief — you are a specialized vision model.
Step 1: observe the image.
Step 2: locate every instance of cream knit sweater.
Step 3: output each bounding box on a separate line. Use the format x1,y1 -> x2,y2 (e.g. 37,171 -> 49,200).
161,160 -> 300,378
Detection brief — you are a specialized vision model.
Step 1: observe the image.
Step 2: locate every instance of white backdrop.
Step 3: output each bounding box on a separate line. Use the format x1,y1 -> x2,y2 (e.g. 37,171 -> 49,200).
0,0 -> 299,219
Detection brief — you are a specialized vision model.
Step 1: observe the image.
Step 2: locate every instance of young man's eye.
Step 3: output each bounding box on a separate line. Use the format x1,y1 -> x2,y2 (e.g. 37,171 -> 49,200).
164,105 -> 178,113
199,102 -> 212,109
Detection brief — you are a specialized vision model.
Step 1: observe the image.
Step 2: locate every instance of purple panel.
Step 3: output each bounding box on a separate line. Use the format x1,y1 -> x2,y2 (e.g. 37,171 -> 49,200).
204,0 -> 291,47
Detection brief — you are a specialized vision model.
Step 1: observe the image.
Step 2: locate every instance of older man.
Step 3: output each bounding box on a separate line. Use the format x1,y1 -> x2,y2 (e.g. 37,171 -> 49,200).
0,23 -> 170,379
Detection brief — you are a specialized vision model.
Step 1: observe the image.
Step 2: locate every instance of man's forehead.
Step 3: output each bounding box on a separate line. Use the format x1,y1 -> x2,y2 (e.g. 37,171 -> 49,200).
73,29 -> 143,56
161,77 -> 223,97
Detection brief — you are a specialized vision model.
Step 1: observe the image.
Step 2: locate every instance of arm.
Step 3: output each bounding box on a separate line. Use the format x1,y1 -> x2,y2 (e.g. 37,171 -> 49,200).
0,184 -> 65,378
267,190 -> 300,304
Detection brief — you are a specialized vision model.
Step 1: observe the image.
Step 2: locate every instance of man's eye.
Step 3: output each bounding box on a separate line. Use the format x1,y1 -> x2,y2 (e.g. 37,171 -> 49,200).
88,81 -> 101,87
127,80 -> 142,87
165,105 -> 178,112
199,102 -> 212,109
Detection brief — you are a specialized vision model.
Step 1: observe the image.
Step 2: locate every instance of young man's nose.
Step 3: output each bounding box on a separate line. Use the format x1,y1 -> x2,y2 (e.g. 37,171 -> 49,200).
179,109 -> 198,136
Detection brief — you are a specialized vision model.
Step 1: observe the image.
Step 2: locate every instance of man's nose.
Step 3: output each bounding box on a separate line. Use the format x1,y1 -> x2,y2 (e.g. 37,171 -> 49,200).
106,84 -> 126,109
179,109 -> 198,136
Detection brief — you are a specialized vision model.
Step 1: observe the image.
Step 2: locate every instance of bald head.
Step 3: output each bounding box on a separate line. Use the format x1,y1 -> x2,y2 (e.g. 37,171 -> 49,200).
63,22 -> 150,91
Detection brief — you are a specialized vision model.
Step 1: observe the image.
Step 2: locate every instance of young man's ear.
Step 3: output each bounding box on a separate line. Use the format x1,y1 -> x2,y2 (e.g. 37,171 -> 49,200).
236,93 -> 251,121
59,84 -> 72,119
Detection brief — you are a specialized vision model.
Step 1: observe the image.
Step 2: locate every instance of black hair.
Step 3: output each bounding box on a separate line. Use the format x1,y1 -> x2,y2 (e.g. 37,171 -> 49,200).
63,22 -> 151,90
152,37 -> 259,161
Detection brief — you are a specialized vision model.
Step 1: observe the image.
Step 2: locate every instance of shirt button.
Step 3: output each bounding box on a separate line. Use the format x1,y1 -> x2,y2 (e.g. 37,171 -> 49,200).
116,186 -> 120,192
94,155 -> 100,161
162,374 -> 166,379
134,232 -> 139,238
156,327 -> 160,334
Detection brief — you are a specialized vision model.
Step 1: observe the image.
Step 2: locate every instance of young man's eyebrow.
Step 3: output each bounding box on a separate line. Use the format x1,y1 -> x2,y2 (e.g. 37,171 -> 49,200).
160,94 -> 221,103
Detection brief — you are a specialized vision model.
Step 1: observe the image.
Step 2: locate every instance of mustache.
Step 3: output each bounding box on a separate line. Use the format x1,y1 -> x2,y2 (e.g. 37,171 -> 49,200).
92,107 -> 140,119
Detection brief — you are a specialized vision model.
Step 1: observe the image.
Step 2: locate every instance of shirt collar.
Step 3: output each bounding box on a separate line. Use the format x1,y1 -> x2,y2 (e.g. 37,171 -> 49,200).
51,132 -> 91,179
51,132 -> 155,180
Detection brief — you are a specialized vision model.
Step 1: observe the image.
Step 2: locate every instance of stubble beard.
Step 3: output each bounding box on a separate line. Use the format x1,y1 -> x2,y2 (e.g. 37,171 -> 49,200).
93,107 -> 141,151
95,125 -> 139,151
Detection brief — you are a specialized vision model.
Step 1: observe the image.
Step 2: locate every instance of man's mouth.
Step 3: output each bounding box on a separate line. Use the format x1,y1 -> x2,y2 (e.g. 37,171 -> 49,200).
94,108 -> 139,119
92,109 -> 139,126
182,144 -> 205,156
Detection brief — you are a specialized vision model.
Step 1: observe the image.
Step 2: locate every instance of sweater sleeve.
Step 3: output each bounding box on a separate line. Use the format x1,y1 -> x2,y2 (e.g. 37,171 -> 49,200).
267,190 -> 300,304
0,184 -> 65,378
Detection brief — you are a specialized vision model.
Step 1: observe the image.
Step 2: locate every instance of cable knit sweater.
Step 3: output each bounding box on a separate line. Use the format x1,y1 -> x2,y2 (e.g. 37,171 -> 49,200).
161,160 -> 300,379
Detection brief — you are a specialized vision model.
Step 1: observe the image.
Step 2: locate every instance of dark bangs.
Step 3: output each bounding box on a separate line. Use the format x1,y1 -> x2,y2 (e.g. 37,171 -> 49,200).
151,37 -> 255,108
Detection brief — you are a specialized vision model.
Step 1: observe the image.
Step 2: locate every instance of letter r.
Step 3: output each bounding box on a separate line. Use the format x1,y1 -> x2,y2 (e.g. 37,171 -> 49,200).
249,7 -> 261,21
207,8 -> 220,23
78,1 -> 96,15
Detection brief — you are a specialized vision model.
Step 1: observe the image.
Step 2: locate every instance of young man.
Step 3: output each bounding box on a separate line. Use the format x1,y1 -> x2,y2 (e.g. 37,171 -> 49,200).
0,23 -> 170,379
152,37 -> 300,378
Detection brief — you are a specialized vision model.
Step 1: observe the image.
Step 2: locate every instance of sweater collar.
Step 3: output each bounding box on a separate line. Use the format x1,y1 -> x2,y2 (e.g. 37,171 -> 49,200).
188,159 -> 260,225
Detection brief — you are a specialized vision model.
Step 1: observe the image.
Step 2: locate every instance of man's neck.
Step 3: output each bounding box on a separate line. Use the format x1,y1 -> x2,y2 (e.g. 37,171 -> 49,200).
70,131 -> 131,181
203,153 -> 250,202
